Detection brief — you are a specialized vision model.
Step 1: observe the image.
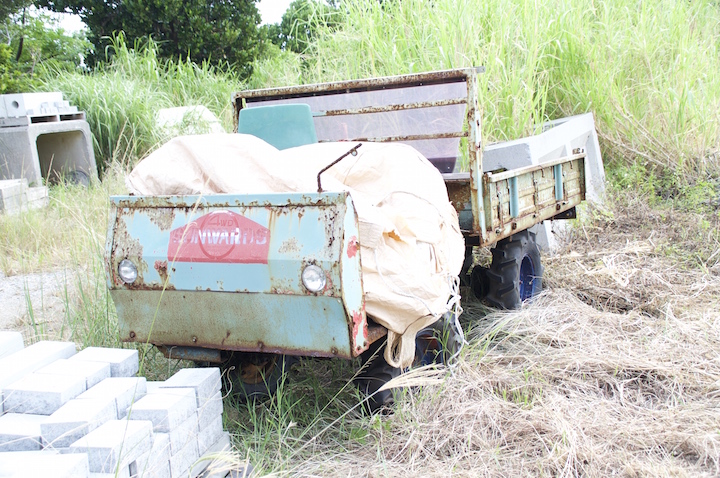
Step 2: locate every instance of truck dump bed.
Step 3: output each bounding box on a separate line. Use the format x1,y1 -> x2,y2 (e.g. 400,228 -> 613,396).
233,67 -> 587,246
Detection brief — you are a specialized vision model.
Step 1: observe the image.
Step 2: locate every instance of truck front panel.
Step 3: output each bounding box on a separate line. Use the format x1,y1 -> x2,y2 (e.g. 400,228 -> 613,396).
106,192 -> 370,359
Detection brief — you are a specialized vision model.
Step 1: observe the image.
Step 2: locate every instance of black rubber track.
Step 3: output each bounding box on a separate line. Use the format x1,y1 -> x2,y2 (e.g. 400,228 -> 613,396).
484,229 -> 543,309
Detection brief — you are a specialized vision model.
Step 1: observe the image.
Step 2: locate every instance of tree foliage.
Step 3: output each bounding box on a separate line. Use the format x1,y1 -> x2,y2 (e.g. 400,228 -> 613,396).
0,0 -> 31,19
268,0 -> 340,53
36,0 -> 262,74
1,7 -> 91,93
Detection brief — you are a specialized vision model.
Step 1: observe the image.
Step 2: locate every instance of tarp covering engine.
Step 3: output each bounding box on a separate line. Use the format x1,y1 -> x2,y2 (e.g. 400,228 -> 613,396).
126,134 -> 465,368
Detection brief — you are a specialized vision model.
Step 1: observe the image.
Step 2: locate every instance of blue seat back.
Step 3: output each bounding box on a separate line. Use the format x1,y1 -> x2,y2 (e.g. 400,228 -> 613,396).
237,103 -> 318,150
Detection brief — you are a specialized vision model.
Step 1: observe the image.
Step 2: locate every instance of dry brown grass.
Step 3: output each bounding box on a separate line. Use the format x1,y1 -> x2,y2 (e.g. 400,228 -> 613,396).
268,190 -> 720,477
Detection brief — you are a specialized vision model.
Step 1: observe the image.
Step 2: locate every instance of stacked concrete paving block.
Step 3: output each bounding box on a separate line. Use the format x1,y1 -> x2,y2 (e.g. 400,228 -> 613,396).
0,178 -> 48,214
128,368 -> 229,477
0,333 -> 237,478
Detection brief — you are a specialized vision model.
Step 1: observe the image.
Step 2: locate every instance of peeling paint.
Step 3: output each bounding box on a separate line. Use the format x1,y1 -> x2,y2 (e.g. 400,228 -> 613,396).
347,236 -> 358,258
278,237 -> 300,254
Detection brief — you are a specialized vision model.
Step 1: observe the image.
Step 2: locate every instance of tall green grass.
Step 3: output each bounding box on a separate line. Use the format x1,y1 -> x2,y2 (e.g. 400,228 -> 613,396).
37,36 -> 241,173
253,0 -> 720,180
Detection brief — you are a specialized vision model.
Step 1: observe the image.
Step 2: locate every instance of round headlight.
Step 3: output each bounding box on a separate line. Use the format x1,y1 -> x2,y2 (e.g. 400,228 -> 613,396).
301,265 -> 326,292
118,259 -> 138,284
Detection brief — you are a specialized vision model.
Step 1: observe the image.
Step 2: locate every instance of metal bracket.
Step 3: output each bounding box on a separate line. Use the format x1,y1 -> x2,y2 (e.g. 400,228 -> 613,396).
317,143 -> 363,193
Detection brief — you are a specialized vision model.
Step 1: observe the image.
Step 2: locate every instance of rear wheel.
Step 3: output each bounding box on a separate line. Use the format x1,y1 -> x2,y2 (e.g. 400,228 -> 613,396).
484,229 -> 543,309
355,340 -> 400,414
414,311 -> 462,366
223,352 -> 295,401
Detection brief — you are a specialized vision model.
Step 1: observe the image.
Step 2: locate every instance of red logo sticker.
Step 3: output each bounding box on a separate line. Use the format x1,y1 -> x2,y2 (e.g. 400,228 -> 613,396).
168,211 -> 270,263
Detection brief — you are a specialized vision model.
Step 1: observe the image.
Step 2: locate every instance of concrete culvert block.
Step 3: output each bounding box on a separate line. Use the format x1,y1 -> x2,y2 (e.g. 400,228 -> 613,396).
0,413 -> 48,451
77,377 -> 147,420
67,419 -> 153,474
36,359 -> 112,390
0,450 -> 90,478
41,397 -> 117,449
159,367 -> 221,408
3,373 -> 86,415
70,347 -> 139,378
126,388 -> 196,433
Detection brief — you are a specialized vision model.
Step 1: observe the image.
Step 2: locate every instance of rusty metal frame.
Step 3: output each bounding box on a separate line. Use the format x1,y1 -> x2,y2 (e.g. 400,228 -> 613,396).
233,67 -> 485,144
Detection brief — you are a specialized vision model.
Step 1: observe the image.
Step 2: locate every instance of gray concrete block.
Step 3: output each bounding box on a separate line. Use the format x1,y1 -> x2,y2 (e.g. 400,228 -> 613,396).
70,347 -> 139,378
90,469 -> 130,478
0,341 -> 76,389
0,179 -> 27,214
159,368 -> 221,407
168,432 -> 199,478
0,331 -> 23,359
25,185 -> 49,210
3,372 -> 86,415
197,415 -> 224,457
168,411 -> 198,456
0,450 -> 90,477
127,388 -> 196,433
190,432 -> 233,478
190,432 -> 235,478
197,391 -> 223,432
68,419 -> 153,473
145,381 -> 163,394
0,412 -> 48,451
129,432 -> 171,478
77,377 -> 147,420
41,397 -> 117,448
36,358 -> 112,390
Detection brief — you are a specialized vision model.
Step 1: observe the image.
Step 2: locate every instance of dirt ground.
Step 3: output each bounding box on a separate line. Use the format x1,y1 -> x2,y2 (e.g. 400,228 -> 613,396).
0,269 -> 74,339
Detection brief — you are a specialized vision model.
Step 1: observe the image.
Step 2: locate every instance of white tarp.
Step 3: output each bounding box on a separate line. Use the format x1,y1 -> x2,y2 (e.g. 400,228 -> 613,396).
126,134 -> 465,368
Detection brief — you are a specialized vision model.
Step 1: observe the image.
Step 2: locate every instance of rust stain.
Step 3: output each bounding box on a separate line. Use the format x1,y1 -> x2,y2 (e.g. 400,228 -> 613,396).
322,269 -> 334,296
154,260 -> 169,285
147,207 -> 176,231
110,214 -> 147,288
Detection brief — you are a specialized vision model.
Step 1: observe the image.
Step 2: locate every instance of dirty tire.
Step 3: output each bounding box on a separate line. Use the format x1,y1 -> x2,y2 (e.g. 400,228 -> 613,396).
414,311 -> 462,366
485,229 -> 543,309
355,340 -> 400,414
223,353 -> 296,401
470,265 -> 489,301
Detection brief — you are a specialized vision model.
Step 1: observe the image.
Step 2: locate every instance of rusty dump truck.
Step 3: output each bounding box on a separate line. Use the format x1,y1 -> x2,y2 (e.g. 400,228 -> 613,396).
105,68 -> 603,409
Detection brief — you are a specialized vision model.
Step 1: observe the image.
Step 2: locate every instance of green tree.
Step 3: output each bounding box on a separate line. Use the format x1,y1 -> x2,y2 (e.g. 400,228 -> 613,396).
1,7 -> 89,93
0,43 -> 32,93
36,0 -> 262,74
0,0 -> 30,19
270,0 -> 340,53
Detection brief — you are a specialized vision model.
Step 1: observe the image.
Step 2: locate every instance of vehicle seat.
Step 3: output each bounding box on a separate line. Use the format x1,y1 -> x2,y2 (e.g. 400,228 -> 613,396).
237,103 -> 318,150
